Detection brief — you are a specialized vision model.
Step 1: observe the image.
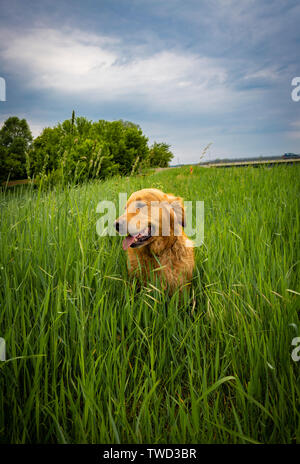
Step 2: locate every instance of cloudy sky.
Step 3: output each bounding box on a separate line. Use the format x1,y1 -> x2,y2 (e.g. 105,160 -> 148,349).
0,0 -> 300,163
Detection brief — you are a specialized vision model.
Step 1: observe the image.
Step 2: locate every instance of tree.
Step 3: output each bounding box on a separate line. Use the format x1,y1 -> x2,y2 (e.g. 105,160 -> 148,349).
0,113 -> 174,186
149,142 -> 174,168
92,119 -> 149,174
28,116 -> 125,183
0,117 -> 32,181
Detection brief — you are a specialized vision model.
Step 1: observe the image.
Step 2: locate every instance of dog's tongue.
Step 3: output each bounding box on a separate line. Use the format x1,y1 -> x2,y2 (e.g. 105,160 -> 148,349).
122,235 -> 137,250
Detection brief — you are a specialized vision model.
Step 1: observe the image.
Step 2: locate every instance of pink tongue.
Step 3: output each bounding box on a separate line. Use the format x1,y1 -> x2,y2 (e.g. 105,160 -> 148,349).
122,235 -> 137,250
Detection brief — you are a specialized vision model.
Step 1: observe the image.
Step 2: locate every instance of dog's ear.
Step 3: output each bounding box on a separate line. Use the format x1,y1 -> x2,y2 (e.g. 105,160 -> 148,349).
166,194 -> 186,227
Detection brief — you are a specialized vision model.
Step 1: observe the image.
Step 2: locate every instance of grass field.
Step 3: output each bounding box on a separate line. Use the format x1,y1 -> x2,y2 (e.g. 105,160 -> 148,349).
0,165 -> 299,444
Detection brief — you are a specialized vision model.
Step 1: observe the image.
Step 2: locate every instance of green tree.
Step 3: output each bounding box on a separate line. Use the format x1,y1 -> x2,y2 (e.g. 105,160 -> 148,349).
0,117 -> 33,182
92,119 -> 149,174
28,115 -> 120,184
29,115 -> 150,182
24,112 -> 174,186
149,142 -> 174,168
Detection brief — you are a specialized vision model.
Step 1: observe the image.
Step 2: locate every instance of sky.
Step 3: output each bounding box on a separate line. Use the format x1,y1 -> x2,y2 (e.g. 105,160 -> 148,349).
0,0 -> 300,163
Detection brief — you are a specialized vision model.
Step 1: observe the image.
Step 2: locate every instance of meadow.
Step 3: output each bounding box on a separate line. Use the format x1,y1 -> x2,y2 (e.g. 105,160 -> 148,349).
0,165 -> 299,444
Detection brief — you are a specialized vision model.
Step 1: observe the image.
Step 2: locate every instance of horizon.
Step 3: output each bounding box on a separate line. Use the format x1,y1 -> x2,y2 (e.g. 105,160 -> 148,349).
170,152 -> 300,165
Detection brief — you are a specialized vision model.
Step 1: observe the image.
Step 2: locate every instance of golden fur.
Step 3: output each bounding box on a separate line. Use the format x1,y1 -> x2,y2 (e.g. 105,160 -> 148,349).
115,188 -> 194,292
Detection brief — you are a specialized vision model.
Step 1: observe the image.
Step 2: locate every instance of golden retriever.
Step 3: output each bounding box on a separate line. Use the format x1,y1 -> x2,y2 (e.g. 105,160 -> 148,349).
115,188 -> 194,292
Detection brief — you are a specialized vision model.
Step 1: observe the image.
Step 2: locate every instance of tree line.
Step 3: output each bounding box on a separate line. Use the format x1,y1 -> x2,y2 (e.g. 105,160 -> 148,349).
0,113 -> 174,184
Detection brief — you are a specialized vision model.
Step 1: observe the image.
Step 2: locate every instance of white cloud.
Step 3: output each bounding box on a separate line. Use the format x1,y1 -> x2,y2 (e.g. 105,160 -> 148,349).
1,18 -> 292,161
1,28 -> 116,81
243,67 -> 281,82
0,27 -> 246,114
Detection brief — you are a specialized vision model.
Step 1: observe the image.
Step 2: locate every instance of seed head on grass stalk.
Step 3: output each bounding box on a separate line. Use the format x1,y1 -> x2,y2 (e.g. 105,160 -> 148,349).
95,149 -> 103,178
60,148 -> 69,185
25,151 -> 31,180
131,155 -> 140,176
199,142 -> 213,163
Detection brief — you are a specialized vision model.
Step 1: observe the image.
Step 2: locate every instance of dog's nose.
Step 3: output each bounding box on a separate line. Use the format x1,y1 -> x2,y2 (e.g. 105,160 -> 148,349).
114,220 -> 120,232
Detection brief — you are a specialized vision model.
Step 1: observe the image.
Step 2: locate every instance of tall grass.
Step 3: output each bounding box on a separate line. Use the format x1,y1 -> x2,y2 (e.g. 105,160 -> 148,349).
0,165 -> 299,443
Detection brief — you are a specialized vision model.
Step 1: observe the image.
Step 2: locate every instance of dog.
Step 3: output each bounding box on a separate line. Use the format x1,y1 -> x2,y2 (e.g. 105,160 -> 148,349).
114,188 -> 194,292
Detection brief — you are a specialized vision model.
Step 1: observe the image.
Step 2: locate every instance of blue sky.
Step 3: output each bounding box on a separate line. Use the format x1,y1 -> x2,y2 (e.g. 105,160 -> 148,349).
0,0 -> 300,163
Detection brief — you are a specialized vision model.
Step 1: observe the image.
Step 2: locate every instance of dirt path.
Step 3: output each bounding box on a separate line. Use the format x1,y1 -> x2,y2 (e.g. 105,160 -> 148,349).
154,167 -> 173,173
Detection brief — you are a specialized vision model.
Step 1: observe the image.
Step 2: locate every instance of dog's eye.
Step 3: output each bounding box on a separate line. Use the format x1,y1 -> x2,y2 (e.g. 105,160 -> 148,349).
135,202 -> 146,209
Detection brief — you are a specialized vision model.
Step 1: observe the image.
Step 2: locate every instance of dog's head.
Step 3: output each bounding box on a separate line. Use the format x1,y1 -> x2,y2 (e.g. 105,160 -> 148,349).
114,188 -> 186,251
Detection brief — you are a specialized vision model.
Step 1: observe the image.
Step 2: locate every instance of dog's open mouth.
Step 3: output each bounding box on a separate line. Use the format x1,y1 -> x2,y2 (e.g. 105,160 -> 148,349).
122,226 -> 152,250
